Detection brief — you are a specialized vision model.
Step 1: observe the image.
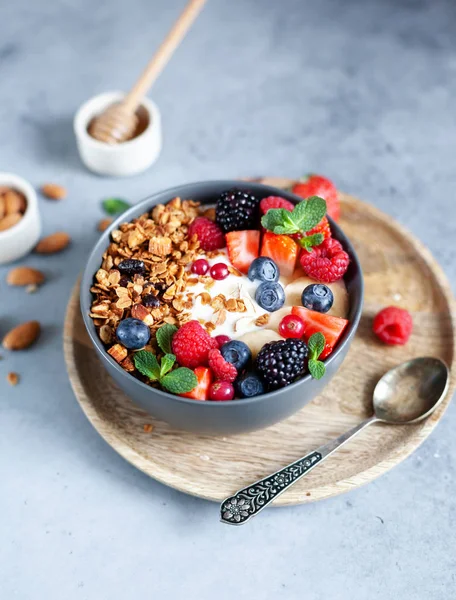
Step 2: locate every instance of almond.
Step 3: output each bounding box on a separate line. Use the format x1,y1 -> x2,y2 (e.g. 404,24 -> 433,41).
3,321 -> 41,350
98,217 -> 112,232
7,372 -> 19,386
41,183 -> 67,200
0,213 -> 22,231
7,266 -> 45,286
35,232 -> 70,254
4,189 -> 26,214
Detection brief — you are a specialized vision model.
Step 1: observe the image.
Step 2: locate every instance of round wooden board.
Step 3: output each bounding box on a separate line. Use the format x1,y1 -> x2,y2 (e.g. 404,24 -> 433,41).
64,178 -> 455,505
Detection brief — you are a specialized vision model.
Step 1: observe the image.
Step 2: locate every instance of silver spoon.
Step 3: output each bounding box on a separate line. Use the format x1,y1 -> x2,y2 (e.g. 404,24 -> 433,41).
220,357 -> 449,525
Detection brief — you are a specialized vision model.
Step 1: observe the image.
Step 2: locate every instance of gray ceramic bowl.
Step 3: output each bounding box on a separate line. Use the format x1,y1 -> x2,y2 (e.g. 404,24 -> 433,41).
81,180 -> 363,435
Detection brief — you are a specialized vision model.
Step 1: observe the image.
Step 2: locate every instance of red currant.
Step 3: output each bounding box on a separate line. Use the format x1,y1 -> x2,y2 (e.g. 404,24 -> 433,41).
209,381 -> 235,401
210,263 -> 229,280
191,258 -> 209,275
215,334 -> 231,349
278,314 -> 305,339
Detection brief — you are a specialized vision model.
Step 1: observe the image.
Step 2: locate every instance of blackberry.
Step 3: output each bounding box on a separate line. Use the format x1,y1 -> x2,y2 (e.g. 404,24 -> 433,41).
215,189 -> 260,233
256,339 -> 308,390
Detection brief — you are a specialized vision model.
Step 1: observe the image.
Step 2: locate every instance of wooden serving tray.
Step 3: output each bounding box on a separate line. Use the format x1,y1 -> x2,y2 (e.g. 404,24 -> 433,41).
64,178 -> 455,505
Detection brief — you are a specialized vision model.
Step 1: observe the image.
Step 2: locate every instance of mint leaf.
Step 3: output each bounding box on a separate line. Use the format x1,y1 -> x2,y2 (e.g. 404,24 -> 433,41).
156,324 -> 178,354
308,332 -> 326,359
134,350 -> 161,380
299,233 -> 324,252
261,209 -> 291,232
291,197 -> 326,232
160,353 -> 176,378
102,198 -> 130,215
160,367 -> 198,394
308,359 -> 325,379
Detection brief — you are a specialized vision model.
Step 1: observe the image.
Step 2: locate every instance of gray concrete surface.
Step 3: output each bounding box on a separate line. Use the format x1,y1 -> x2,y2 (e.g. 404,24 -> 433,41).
1,0 -> 455,598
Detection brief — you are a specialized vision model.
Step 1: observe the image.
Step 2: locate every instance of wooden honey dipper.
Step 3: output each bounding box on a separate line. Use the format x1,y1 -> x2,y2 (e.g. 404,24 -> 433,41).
89,0 -> 207,145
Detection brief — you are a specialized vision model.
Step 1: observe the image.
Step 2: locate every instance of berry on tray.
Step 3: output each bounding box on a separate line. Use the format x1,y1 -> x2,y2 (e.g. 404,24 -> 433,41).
226,230 -> 260,274
180,366 -> 213,400
191,258 -> 210,275
278,314 -> 305,339
208,349 -> 238,382
256,339 -> 308,390
301,283 -> 334,313
235,372 -> 265,398
260,232 -> 299,278
299,238 -> 349,283
115,318 -> 150,350
210,262 -> 230,280
255,281 -> 286,312
171,320 -> 218,369
291,306 -> 349,359
216,189 -> 260,233
260,196 -> 295,215
188,217 -> 226,251
220,340 -> 252,371
248,257 -> 279,283
209,381 -> 235,401
292,174 -> 340,222
373,306 -> 413,345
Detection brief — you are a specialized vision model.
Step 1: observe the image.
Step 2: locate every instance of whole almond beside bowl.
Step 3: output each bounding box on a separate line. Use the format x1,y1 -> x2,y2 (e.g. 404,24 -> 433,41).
7,266 -> 45,286
41,183 -> 67,200
0,173 -> 41,264
35,232 -> 71,254
2,320 -> 41,350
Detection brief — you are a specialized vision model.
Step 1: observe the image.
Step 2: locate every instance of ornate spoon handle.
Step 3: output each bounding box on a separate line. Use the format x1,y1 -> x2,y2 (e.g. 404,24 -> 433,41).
220,416 -> 377,525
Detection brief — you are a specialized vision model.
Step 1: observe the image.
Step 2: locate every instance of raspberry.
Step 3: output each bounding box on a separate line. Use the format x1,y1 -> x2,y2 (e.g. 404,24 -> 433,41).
188,217 -> 225,251
208,349 -> 238,383
300,238 -> 349,283
373,307 -> 413,345
260,196 -> 295,215
171,321 -> 218,368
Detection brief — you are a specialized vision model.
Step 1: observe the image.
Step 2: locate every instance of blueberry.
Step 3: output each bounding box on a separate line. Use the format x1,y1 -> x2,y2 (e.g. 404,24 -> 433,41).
255,282 -> 285,312
248,257 -> 279,283
116,318 -> 150,350
235,372 -> 265,398
301,284 -> 334,313
118,259 -> 146,276
220,340 -> 252,371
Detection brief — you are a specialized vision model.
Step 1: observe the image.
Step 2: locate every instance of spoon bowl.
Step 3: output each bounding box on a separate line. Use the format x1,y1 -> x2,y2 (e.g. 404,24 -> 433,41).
373,357 -> 449,424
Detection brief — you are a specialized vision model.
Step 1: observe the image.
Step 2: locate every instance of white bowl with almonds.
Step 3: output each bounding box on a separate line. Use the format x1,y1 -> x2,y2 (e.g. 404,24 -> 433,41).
0,173 -> 41,264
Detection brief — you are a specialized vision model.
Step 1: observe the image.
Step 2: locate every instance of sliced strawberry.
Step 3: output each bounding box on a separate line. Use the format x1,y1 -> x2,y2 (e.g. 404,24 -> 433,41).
292,175 -> 340,222
291,306 -> 349,359
226,230 -> 260,274
180,366 -> 213,401
260,231 -> 299,278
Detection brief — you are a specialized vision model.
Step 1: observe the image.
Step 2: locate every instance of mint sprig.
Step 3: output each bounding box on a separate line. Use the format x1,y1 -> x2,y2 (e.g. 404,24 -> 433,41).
307,332 -> 326,380
156,323 -> 178,355
102,198 -> 130,215
161,368 -> 198,394
261,196 -> 327,249
134,350 -> 197,394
